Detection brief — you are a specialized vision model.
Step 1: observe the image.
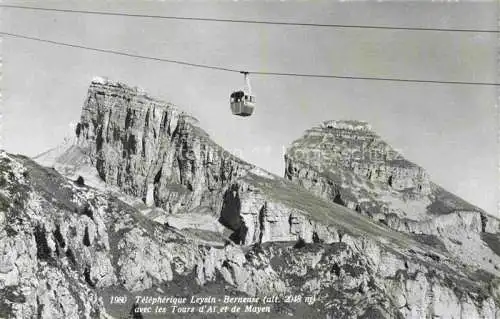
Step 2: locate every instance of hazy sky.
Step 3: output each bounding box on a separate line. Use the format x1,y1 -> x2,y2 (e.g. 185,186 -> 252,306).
2,1 -> 498,215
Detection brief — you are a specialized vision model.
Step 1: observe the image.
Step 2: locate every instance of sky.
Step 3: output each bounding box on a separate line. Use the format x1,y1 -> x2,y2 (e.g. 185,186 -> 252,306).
1,1 -> 498,215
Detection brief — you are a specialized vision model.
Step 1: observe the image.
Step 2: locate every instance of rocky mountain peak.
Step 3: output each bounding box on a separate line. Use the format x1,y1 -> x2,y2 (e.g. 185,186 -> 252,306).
75,77 -> 252,216
287,118 -> 428,199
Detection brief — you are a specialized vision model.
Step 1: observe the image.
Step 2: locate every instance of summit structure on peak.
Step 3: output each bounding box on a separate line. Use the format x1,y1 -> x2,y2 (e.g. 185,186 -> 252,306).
321,119 -> 373,131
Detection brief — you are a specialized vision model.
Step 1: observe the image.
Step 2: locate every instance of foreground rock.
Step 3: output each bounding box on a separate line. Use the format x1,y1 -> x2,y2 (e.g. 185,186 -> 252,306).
3,152 -> 500,318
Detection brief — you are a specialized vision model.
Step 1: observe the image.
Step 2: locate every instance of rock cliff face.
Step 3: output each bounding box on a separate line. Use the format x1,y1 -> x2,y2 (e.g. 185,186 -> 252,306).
19,79 -> 500,318
76,77 -> 252,215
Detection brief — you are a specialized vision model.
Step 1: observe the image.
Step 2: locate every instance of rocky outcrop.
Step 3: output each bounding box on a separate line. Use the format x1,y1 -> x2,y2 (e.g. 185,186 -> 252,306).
0,153 -> 104,318
76,77 -> 252,215
218,180 -> 340,246
285,120 -> 430,197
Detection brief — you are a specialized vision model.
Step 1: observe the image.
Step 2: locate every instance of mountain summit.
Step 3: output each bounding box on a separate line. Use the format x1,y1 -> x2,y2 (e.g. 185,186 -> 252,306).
285,119 -> 480,218
3,78 -> 498,318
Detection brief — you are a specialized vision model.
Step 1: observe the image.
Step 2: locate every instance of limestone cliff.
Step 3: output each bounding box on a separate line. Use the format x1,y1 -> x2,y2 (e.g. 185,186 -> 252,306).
76,77 -> 252,215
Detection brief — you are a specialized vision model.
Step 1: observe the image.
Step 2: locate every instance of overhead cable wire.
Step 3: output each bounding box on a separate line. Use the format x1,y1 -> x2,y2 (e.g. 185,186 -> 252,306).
0,32 -> 236,73
1,31 -> 499,87
1,4 -> 498,34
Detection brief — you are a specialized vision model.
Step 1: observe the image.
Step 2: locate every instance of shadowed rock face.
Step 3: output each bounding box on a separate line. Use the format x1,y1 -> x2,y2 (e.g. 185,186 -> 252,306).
219,185 -> 248,244
219,186 -> 242,231
76,78 -> 252,215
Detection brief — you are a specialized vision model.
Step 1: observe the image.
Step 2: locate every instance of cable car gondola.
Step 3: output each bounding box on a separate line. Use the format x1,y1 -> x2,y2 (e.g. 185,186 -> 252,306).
230,72 -> 255,117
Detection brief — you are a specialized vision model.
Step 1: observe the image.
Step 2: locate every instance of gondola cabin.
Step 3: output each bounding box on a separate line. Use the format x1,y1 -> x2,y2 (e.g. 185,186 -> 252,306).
230,90 -> 255,117
230,72 -> 256,117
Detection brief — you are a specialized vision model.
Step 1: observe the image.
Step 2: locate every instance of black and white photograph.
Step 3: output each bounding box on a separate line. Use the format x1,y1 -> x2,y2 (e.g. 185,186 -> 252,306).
1,1 -> 499,318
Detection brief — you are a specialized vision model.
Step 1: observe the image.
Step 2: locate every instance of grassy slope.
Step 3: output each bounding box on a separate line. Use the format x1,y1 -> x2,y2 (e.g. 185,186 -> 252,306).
427,182 -> 485,215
